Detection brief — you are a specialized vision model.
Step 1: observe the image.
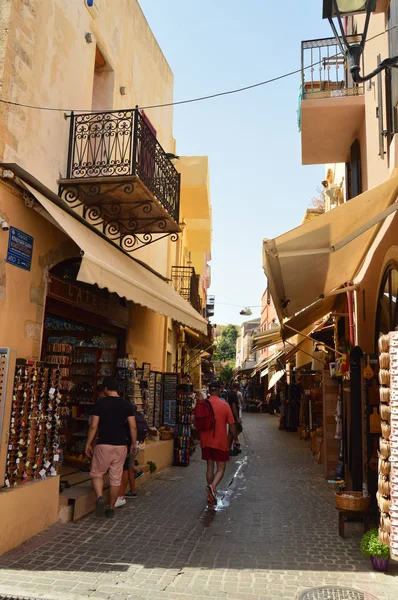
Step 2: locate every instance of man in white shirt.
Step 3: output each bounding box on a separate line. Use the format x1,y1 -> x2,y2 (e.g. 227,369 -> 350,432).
236,387 -> 244,417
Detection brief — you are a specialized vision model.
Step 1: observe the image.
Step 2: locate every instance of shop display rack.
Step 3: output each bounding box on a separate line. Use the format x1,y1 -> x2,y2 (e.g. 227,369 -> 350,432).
163,373 -> 178,428
116,358 -> 137,404
42,316 -> 118,469
174,384 -> 193,467
3,360 -> 62,488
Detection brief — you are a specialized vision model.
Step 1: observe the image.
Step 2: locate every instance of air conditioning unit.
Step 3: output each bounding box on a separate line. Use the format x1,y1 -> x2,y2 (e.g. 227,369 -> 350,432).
85,0 -> 99,19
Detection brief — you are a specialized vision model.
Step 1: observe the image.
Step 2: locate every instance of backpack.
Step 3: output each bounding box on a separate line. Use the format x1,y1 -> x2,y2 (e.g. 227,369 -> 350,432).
135,411 -> 149,442
193,398 -> 215,433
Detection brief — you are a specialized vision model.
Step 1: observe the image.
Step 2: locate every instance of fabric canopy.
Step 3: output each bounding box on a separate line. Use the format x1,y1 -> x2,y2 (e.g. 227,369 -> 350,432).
251,350 -> 284,377
268,370 -> 284,390
252,327 -> 282,350
25,185 -> 208,334
263,176 -> 398,321
282,301 -> 335,339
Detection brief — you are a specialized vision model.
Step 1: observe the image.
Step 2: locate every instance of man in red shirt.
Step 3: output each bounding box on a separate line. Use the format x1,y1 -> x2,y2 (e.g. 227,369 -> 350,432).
200,381 -> 237,505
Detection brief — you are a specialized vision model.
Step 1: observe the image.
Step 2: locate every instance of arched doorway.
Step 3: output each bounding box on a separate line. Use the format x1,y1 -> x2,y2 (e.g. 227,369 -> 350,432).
375,262 -> 398,343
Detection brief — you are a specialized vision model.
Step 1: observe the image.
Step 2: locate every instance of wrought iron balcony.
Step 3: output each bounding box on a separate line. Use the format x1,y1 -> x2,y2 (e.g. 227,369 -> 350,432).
59,109 -> 181,252
301,36 -> 364,100
300,36 -> 366,165
171,266 -> 202,315
206,295 -> 215,318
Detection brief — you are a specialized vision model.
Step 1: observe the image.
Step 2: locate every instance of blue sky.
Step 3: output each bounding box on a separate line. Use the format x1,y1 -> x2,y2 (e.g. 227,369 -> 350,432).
140,0 -> 332,326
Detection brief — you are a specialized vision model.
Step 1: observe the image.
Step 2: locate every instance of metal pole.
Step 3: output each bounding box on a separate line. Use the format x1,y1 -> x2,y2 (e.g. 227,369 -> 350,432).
66,111 -> 75,178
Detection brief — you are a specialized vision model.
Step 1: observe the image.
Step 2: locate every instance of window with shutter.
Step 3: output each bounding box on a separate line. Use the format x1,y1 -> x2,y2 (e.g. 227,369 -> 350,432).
388,0 -> 398,134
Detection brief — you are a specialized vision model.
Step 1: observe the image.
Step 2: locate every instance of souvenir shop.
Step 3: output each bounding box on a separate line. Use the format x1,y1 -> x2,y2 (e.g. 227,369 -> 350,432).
0,263 -> 197,550
270,318 -> 349,480
38,259 -> 169,473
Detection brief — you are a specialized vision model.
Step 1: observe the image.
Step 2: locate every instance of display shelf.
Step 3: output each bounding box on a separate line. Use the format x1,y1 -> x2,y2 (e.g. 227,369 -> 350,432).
42,317 -> 120,469
3,362 -> 62,488
174,384 -> 193,467
162,373 -> 178,428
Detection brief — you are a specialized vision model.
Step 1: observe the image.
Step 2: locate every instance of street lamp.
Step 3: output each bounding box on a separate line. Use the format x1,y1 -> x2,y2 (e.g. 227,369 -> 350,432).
323,0 -> 398,82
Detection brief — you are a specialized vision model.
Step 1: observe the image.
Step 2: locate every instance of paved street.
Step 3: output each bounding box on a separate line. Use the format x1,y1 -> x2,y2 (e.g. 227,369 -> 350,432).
0,414 -> 397,600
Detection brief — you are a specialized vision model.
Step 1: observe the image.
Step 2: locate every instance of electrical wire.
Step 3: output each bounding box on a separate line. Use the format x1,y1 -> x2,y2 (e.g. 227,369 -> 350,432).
216,302 -> 261,307
0,23 -> 396,115
0,66 -> 305,113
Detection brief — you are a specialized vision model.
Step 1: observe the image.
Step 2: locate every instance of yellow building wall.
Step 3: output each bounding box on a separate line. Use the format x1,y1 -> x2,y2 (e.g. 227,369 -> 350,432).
127,304 -> 167,372
0,476 -> 59,555
0,182 -> 76,359
0,0 -> 175,279
178,156 -> 212,275
355,11 -> 391,191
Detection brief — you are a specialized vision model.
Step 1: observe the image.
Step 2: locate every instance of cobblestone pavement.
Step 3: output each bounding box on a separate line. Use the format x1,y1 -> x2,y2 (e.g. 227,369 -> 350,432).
1,414 -> 398,600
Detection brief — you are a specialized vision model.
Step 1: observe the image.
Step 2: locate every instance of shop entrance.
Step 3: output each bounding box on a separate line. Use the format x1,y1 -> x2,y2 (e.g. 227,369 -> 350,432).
42,259 -> 129,471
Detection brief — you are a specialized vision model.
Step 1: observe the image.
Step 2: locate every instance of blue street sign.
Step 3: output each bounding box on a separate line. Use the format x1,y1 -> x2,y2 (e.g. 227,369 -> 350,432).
6,227 -> 34,271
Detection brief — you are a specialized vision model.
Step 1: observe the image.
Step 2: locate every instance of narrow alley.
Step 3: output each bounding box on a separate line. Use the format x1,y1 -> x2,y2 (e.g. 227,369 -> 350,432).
0,414 -> 397,600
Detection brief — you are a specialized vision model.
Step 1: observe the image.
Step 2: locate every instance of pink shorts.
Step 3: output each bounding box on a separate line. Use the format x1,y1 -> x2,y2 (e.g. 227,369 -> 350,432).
90,444 -> 127,486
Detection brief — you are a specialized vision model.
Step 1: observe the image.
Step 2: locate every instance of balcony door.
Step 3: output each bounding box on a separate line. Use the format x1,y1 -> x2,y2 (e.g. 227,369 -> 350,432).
345,139 -> 362,200
92,46 -> 114,111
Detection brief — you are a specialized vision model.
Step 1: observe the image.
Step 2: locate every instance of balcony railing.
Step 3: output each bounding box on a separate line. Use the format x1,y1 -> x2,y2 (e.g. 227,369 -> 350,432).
171,266 -> 202,315
301,36 -> 364,100
66,109 -> 180,223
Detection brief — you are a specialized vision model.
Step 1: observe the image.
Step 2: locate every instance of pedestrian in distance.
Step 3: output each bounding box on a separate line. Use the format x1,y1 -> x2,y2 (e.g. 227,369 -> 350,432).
228,383 -> 243,455
115,402 -> 147,507
85,376 -> 138,519
220,383 -> 228,401
193,380 -> 237,506
236,384 -> 244,418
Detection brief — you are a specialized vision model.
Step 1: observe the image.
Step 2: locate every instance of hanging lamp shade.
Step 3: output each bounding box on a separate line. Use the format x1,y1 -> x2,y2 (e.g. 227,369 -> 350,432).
322,0 -> 376,18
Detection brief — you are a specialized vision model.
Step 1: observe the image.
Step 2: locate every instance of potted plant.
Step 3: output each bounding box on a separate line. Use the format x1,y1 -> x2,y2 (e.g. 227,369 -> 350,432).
147,461 -> 157,474
360,529 -> 390,572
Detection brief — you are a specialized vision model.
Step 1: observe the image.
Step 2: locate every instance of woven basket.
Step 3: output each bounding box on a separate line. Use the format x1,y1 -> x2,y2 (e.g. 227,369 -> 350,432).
379,333 -> 390,353
379,352 -> 390,369
380,512 -> 391,534
380,404 -> 391,420
379,369 -> 390,386
378,475 -> 391,496
160,431 -> 173,441
380,438 -> 391,458
380,387 -> 390,404
379,457 -> 391,476
377,491 -> 390,513
335,491 -> 371,512
381,421 -> 391,440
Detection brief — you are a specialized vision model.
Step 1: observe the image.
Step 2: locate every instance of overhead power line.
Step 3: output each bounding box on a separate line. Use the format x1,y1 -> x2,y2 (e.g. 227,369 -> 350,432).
0,24 -> 395,114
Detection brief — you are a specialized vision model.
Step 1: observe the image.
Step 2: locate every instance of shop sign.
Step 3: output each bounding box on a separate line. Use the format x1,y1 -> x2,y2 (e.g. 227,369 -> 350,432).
6,227 -> 34,271
48,277 -> 128,326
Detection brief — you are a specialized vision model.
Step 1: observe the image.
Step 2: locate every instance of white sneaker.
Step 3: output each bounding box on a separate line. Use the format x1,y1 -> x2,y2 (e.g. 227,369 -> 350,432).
114,497 -> 126,508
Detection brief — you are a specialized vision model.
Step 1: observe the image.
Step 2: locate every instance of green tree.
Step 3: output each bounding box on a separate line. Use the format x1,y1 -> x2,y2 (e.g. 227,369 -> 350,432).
220,365 -> 234,385
215,324 -> 238,361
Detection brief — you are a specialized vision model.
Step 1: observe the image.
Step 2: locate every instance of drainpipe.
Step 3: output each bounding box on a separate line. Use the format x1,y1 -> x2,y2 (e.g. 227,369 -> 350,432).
346,283 -> 355,348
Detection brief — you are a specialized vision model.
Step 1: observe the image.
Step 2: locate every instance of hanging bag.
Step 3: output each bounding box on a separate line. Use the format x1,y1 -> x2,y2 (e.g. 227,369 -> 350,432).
193,398 -> 216,434
135,412 -> 149,442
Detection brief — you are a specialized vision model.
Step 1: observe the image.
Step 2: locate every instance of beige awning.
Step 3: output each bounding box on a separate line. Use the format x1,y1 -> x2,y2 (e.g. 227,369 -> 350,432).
268,370 -> 284,390
252,327 -> 282,350
282,301 -> 335,338
250,350 -> 284,377
24,184 -> 208,334
263,176 -> 398,321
